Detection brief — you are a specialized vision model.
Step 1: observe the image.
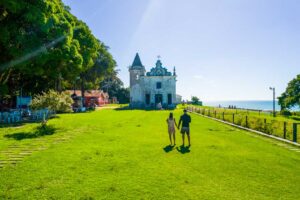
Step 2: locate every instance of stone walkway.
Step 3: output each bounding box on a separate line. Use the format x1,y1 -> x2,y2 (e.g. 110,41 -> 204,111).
96,106 -> 120,110
0,135 -> 72,169
275,142 -> 300,153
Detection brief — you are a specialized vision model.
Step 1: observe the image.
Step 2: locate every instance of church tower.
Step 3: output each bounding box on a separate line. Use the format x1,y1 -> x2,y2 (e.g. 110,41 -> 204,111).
129,53 -> 145,87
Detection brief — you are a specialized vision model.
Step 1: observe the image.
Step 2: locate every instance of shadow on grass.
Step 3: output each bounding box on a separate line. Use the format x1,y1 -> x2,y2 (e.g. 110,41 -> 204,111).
49,115 -> 60,119
0,123 -> 25,128
0,116 -> 59,129
176,146 -> 191,154
4,124 -> 57,140
163,145 -> 175,153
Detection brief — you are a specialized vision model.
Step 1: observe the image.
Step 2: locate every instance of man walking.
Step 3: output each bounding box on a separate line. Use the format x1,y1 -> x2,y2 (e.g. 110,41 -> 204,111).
178,109 -> 192,146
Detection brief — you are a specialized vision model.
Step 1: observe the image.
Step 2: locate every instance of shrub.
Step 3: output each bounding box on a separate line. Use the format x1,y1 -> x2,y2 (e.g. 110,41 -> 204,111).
293,111 -> 300,116
290,116 -> 300,121
280,109 -> 292,116
251,118 -> 264,132
30,90 -> 73,113
271,121 -> 283,138
265,121 -> 274,135
235,115 -> 243,126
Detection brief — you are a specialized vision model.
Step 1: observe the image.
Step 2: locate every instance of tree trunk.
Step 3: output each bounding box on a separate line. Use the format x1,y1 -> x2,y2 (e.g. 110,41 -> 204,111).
80,77 -> 85,107
57,73 -> 62,93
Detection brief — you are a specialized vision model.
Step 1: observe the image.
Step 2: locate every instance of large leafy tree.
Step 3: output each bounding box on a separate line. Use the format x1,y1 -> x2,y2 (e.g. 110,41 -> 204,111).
0,0 -> 81,93
191,96 -> 202,105
100,70 -> 130,104
0,0 -> 116,109
79,43 -> 116,100
278,74 -> 300,110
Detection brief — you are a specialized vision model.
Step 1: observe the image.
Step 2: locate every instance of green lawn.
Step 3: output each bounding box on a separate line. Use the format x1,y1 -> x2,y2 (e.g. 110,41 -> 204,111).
1,109 -> 300,199
191,105 -> 300,123
188,105 -> 300,141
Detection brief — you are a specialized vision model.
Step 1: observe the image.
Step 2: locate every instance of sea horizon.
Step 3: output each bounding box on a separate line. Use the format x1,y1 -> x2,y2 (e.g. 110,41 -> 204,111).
203,100 -> 284,111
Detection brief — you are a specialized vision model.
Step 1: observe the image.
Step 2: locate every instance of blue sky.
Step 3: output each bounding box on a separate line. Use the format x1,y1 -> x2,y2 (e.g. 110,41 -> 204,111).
62,0 -> 300,101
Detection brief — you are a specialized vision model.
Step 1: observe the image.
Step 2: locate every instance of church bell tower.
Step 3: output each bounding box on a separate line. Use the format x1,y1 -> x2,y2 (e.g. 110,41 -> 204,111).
129,53 -> 145,87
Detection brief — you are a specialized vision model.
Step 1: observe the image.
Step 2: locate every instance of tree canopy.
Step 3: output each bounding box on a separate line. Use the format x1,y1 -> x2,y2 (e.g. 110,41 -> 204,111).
0,0 -> 116,108
191,96 -> 202,105
100,71 -> 130,104
278,74 -> 300,110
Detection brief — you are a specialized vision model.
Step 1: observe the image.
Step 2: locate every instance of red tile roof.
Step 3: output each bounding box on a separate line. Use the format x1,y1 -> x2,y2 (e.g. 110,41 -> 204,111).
66,90 -> 109,98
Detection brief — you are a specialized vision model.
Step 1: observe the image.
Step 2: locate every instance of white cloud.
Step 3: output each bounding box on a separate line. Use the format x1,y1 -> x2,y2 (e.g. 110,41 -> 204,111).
193,75 -> 204,80
193,74 -> 217,87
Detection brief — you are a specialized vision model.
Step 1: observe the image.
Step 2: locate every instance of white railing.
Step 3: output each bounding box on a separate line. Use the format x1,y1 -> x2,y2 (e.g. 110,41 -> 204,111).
0,109 -> 54,124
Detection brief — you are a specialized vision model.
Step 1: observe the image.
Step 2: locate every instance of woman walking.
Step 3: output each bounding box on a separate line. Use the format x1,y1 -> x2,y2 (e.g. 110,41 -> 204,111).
166,112 -> 177,146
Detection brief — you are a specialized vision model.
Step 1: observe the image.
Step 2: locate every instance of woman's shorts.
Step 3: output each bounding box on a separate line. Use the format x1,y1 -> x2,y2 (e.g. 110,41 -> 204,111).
168,127 -> 175,134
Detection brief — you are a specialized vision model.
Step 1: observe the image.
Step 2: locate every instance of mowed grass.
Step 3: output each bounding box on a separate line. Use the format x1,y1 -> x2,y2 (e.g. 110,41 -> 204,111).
192,105 -> 300,123
188,105 -> 300,141
0,109 -> 300,199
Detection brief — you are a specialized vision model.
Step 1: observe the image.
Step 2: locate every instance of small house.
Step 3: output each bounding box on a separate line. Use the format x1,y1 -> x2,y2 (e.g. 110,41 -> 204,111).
66,90 -> 109,107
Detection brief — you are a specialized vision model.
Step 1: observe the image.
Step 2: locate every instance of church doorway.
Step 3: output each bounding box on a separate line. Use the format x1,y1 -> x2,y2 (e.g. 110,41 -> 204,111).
155,94 -> 163,104
145,94 -> 150,105
168,94 -> 172,105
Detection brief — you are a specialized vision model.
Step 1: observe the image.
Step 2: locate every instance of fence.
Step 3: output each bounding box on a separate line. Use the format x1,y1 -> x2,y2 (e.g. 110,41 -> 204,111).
0,109 -> 55,124
187,106 -> 299,143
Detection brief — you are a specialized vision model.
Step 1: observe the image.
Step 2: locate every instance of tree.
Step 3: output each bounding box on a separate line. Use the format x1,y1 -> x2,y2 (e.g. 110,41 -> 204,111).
0,0 -> 116,109
79,44 -> 116,102
0,0 -> 82,97
0,0 -> 80,90
191,96 -> 202,105
100,71 -> 130,104
116,87 -> 130,104
30,90 -> 73,113
278,74 -> 300,110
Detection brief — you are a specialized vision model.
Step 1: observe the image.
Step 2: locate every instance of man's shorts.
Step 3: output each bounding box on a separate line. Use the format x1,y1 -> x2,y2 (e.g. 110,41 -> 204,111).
181,127 -> 190,135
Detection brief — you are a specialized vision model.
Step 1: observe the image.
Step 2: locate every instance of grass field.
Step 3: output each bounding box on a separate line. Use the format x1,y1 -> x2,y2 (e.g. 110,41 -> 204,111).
1,109 -> 300,199
188,105 -> 300,142
190,105 -> 300,123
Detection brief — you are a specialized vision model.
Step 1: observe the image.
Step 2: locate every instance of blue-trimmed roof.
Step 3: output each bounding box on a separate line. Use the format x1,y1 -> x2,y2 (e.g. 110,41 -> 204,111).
146,59 -> 172,76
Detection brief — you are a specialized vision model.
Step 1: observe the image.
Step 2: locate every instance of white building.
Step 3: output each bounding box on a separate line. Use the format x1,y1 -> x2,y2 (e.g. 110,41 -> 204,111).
129,53 -> 180,109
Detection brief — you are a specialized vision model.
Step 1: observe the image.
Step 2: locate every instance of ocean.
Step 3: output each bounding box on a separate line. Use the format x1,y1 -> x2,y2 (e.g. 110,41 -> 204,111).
203,100 -> 283,111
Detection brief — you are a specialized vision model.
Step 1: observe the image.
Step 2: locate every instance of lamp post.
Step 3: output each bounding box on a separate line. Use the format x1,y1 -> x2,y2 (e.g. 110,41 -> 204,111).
269,87 -> 276,117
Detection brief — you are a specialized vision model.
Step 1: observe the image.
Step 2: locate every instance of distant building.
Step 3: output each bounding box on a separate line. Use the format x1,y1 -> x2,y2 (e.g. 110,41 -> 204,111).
66,90 -> 109,107
176,95 -> 182,104
129,53 -> 180,109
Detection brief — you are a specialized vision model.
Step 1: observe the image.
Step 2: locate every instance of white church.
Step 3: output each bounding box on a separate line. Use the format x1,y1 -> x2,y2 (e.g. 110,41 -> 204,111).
129,53 -> 181,109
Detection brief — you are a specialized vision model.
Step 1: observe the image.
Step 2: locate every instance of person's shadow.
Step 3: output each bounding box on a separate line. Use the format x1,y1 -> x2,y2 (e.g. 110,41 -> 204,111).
163,145 -> 174,153
176,145 -> 191,154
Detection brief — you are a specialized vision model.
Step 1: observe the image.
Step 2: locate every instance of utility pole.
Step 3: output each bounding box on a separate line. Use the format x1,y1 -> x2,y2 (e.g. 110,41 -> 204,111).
269,87 -> 276,117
